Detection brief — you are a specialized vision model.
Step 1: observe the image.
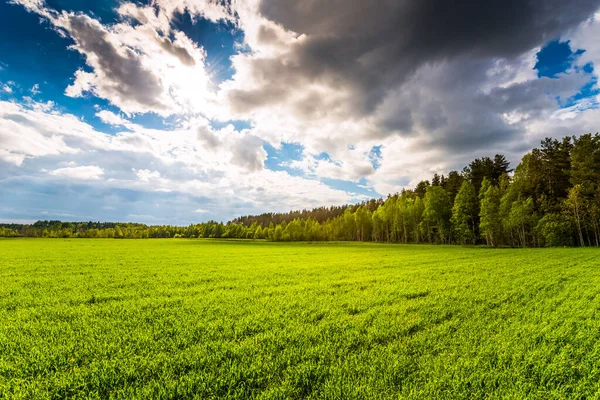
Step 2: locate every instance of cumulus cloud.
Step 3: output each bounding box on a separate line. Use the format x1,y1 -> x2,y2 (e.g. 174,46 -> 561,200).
229,133 -> 267,172
0,102 -> 81,166
135,169 -> 161,182
62,14 -> 165,111
48,165 -> 105,180
96,110 -> 132,127
12,0 -> 216,116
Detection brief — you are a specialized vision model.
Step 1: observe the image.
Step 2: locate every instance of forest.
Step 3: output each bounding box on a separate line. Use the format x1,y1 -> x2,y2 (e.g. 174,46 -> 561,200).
2,133 -> 599,247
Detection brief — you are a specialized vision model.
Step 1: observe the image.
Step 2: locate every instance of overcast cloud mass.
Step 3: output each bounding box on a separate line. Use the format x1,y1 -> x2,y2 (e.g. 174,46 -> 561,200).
1,0 -> 600,224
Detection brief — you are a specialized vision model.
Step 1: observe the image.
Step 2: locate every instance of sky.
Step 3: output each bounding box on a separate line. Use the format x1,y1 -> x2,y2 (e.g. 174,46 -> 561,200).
1,0 -> 600,225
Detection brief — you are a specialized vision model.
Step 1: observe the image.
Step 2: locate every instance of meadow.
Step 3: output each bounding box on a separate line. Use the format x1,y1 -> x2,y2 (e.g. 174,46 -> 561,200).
1,239 -> 600,399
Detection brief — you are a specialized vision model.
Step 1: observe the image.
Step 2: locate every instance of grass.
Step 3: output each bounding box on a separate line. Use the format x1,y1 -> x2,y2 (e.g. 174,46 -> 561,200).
1,239 -> 600,399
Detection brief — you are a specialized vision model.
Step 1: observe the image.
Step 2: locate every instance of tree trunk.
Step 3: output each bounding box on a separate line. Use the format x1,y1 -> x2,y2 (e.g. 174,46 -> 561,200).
575,205 -> 585,247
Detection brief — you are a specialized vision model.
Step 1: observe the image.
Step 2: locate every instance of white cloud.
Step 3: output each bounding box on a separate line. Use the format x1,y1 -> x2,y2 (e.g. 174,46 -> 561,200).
0,100 -> 98,165
135,169 -> 161,182
13,0 -> 218,117
96,110 -> 131,127
569,11 -> 600,80
0,149 -> 26,166
48,165 -> 105,180
30,84 -> 41,95
0,99 -> 363,217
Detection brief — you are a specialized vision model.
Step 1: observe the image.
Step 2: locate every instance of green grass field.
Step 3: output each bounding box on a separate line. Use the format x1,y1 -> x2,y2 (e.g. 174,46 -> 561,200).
2,239 -> 600,399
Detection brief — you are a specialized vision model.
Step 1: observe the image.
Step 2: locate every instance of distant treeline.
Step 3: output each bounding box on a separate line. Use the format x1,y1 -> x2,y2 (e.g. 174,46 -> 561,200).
2,133 -> 600,247
0,220 -> 233,240
230,200 -> 383,226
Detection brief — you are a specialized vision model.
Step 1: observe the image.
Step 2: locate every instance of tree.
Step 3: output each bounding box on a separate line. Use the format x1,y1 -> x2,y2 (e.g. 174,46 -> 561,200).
565,184 -> 586,247
570,133 -> 600,194
479,178 -> 502,247
535,213 -> 573,247
443,171 -> 465,204
414,180 -> 430,198
586,187 -> 600,246
451,181 -> 478,244
507,197 -> 535,247
354,206 -> 372,241
273,225 -> 283,242
422,186 -> 452,243
569,134 -> 600,245
407,196 -> 425,243
492,154 -> 511,185
539,137 -> 572,201
464,155 -> 511,194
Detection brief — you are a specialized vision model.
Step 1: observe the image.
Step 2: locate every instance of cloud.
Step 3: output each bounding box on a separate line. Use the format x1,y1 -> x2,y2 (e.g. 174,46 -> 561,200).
218,0 -> 600,118
48,165 -> 105,180
135,169 -> 161,182
12,0 -> 216,116
0,100 -> 104,166
62,14 -> 165,110
0,99 -> 364,221
199,0 -> 600,194
5,0 -> 600,220
96,110 -> 131,127
229,133 -> 267,172
0,149 -> 26,166
569,11 -> 600,84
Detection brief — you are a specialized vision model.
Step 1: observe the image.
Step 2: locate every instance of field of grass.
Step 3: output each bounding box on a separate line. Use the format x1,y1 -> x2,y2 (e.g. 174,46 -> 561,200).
1,239 -> 600,399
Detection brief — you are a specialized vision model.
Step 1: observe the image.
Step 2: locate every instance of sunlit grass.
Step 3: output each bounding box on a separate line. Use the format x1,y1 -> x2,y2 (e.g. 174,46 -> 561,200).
1,239 -> 600,399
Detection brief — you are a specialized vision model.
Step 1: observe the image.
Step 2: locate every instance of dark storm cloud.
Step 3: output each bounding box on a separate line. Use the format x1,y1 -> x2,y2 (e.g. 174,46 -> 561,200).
260,0 -> 598,56
231,0 -> 600,116
65,14 -> 165,109
374,54 -> 590,156
484,73 -> 591,114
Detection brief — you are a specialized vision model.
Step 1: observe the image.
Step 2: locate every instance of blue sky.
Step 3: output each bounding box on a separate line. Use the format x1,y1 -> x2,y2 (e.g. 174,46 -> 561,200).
1,0 -> 600,224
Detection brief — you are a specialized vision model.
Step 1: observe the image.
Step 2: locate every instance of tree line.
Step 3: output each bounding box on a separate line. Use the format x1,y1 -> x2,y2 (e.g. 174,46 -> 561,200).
2,133 -> 599,247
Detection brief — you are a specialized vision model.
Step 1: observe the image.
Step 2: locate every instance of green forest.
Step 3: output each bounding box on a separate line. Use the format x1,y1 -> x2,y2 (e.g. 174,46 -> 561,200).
2,133 -> 600,247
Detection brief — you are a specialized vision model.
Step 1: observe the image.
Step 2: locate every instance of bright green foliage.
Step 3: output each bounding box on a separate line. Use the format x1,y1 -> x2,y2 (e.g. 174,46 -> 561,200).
450,181 -> 478,244
422,186 -> 452,244
354,207 -> 372,242
479,178 -> 502,247
535,213 -> 573,247
507,197 -> 536,247
2,240 -> 600,398
565,184 -> 586,247
570,133 -> 600,194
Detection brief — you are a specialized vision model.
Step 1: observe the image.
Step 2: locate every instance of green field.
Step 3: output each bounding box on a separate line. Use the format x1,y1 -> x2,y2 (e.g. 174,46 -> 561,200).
2,239 -> 600,399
